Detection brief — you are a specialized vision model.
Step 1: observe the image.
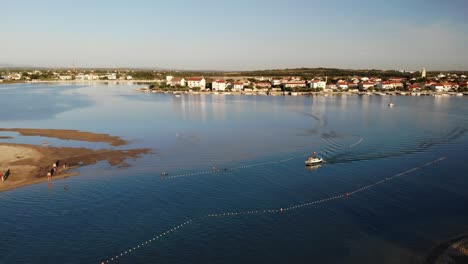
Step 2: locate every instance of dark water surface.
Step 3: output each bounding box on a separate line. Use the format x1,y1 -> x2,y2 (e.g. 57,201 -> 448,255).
0,84 -> 467,264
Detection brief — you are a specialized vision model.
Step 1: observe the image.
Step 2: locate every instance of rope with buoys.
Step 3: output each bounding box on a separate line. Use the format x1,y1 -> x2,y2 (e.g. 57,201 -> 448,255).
160,153 -> 310,180
101,157 -> 446,263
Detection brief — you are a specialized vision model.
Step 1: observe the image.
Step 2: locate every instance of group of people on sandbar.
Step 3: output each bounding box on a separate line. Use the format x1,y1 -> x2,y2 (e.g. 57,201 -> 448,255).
1,169 -> 10,183
47,160 -> 67,180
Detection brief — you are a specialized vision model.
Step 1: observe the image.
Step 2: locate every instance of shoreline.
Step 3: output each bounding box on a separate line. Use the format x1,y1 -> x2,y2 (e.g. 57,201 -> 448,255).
0,129 -> 151,193
424,234 -> 468,264
137,87 -> 467,97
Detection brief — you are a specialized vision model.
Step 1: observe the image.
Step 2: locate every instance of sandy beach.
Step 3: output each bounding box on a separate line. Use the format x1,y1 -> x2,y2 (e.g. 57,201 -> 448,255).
0,128 -> 150,192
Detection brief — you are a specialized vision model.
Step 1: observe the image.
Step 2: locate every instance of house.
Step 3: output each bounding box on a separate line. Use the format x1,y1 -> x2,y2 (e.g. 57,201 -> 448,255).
283,80 -> 306,88
75,74 -> 99,81
408,84 -> 422,91
327,84 -> 337,90
431,83 -> 445,92
187,77 -> 206,89
310,80 -> 326,89
9,73 -> 22,80
58,75 -> 73,81
271,78 -> 282,86
336,81 -> 349,90
168,77 -> 186,87
376,81 -> 403,90
358,82 -> 375,90
254,82 -> 271,89
75,74 -> 85,81
442,82 -> 458,90
212,80 -> 227,91
106,74 -> 117,80
232,82 -> 245,91
377,81 -> 394,90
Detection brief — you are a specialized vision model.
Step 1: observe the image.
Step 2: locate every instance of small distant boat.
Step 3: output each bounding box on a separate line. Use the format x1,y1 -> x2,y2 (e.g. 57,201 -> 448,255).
456,93 -> 463,96
174,94 -> 181,97
388,103 -> 395,107
305,152 -> 324,166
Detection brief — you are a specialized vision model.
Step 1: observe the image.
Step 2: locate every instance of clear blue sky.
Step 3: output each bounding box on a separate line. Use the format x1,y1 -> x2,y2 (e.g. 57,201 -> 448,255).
2,0 -> 467,70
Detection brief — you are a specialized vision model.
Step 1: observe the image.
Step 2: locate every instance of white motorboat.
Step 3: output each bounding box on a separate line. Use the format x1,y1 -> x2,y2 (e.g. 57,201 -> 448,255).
305,157 -> 324,166
388,102 -> 395,107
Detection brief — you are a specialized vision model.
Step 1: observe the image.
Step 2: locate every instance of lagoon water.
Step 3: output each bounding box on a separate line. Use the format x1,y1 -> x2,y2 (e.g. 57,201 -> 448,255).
0,83 -> 467,264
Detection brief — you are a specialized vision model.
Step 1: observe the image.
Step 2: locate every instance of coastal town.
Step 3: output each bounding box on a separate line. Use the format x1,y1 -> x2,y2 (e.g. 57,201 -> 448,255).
1,68 -> 467,96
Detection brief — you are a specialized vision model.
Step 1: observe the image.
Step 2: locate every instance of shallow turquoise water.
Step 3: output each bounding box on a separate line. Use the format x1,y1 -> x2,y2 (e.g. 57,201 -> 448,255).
0,83 -> 467,264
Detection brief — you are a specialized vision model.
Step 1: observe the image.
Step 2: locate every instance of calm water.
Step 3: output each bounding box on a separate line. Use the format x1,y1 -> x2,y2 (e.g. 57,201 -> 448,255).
0,83 -> 467,264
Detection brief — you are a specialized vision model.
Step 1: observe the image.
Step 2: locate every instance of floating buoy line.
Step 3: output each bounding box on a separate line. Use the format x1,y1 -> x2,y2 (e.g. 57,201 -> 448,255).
159,136 -> 365,181
101,157 -> 446,263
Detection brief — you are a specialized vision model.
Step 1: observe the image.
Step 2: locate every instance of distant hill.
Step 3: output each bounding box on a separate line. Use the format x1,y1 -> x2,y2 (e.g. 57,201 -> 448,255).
0,63 -> 37,69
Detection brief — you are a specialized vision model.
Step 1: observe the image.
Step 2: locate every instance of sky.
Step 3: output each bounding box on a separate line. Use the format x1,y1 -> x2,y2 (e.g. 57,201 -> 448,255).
1,0 -> 467,71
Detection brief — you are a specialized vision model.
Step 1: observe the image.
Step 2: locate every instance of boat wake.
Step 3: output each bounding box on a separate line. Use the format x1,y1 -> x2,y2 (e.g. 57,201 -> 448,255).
325,126 -> 466,164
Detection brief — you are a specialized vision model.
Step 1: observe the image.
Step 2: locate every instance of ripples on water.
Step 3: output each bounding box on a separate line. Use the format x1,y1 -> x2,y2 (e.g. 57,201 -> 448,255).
0,84 -> 467,264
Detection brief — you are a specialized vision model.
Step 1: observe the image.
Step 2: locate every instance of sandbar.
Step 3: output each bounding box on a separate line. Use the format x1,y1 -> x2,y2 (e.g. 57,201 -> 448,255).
0,128 -> 127,146
0,129 -> 150,192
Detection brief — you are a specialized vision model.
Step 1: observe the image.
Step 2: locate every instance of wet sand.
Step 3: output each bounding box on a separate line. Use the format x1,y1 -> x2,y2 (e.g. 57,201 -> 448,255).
0,128 -> 127,146
0,129 -> 150,192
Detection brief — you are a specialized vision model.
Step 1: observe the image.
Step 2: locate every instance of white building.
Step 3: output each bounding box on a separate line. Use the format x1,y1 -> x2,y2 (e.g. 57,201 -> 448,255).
106,74 -> 117,80
271,78 -> 282,86
58,75 -> 73,80
336,81 -> 349,90
212,80 -> 227,91
168,77 -> 186,87
431,83 -> 445,92
232,82 -> 244,91
310,80 -> 326,89
376,81 -> 403,90
421,68 -> 426,78
9,73 -> 22,80
187,77 -> 206,89
283,81 -> 306,88
358,82 -> 375,90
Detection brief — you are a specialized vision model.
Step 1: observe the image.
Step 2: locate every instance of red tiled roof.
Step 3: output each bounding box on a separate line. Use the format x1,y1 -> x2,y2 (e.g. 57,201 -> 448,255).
187,77 -> 204,81
284,81 -> 306,85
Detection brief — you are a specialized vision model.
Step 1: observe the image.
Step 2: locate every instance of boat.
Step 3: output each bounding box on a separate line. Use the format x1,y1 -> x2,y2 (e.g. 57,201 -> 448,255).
456,93 -> 463,96
174,94 -> 181,97
388,102 -> 394,107
305,154 -> 324,166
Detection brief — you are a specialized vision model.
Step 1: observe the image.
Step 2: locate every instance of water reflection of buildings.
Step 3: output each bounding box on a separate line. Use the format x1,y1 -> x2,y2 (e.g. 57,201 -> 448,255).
172,94 -> 227,122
